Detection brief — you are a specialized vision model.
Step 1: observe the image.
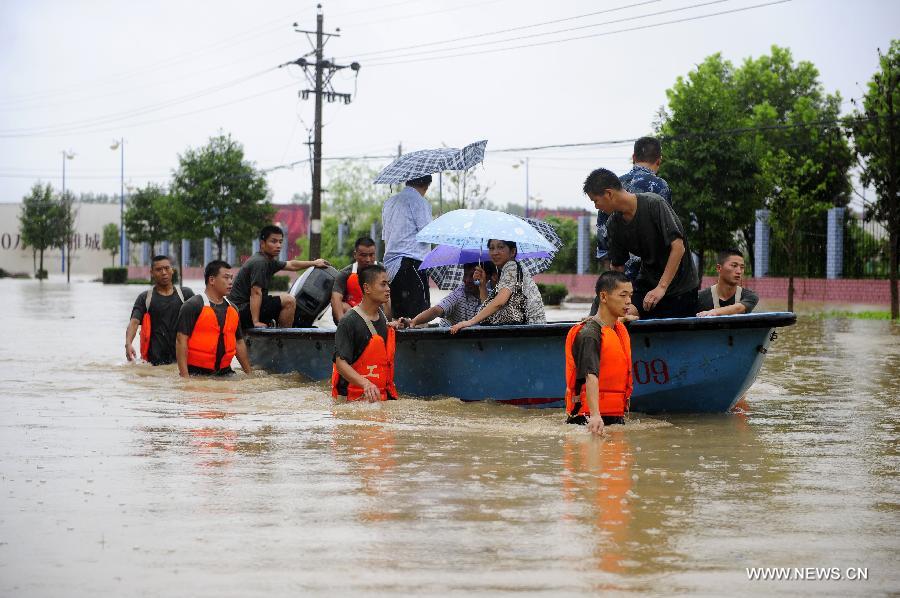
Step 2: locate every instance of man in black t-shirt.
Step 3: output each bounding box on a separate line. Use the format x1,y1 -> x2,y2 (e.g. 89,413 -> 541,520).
228,225 -> 329,329
584,168 -> 698,319
176,260 -> 251,377
125,255 -> 194,365
697,249 -> 759,316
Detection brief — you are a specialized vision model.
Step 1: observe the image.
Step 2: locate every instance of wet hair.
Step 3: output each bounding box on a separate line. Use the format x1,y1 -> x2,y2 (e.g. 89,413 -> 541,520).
633,136 -> 662,163
354,236 -> 376,250
595,270 -> 630,295
462,261 -> 497,277
716,248 -> 744,265
205,260 -> 231,284
151,255 -> 171,266
358,263 -> 387,289
259,225 -> 283,241
405,174 -> 433,188
486,239 -> 517,254
582,168 -> 623,195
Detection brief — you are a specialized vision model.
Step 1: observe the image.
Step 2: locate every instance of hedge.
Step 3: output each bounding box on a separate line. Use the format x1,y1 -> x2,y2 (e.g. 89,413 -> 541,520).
537,282 -> 568,306
102,267 -> 128,284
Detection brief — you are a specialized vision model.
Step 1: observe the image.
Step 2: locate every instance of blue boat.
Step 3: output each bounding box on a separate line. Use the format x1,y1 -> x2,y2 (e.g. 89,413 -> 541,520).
246,312 -> 796,414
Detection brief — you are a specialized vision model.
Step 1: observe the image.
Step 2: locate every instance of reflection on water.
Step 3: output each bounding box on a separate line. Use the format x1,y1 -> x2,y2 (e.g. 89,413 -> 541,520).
0,280 -> 897,596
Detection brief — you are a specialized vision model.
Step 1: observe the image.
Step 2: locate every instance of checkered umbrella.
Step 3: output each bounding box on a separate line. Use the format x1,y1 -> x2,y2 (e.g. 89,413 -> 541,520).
373,140 -> 488,184
426,218 -> 563,290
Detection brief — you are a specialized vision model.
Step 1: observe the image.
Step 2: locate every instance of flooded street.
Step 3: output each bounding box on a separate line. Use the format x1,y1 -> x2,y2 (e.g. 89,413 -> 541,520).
1,279 -> 897,596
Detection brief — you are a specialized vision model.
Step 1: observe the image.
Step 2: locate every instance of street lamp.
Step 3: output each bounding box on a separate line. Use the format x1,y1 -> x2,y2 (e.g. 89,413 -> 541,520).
110,138 -> 125,266
61,150 -> 75,194
511,158 -> 530,218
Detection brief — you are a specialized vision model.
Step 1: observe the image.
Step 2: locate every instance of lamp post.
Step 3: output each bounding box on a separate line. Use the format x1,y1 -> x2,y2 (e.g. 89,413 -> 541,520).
61,151 -> 75,275
110,139 -> 125,266
512,158 -> 530,218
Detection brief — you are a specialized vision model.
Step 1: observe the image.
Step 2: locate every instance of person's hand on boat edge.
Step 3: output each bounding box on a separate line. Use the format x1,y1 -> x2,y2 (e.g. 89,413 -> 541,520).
310,258 -> 330,268
388,319 -> 405,330
586,415 -> 606,436
449,320 -> 472,334
253,320 -> 268,328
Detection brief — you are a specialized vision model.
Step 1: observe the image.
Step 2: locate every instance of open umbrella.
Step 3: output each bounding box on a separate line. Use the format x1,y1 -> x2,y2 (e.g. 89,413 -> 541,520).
373,140 -> 488,184
422,216 -> 562,290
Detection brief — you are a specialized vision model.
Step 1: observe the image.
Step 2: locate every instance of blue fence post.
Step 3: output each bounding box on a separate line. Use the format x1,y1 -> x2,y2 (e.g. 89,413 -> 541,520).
252,238 -> 260,255
227,243 -> 236,266
203,238 -> 212,266
181,239 -> 190,273
826,207 -> 845,280
141,242 -> 150,266
161,240 -> 170,259
576,215 -> 591,275
754,209 -> 770,278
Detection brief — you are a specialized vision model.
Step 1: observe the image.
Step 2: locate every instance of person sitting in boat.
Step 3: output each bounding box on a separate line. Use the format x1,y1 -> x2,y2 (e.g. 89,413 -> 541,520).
564,271 -> 634,435
175,260 -> 252,378
399,261 -> 496,328
449,239 -> 546,333
125,255 -> 195,365
228,225 -> 329,330
584,167 -> 698,319
332,264 -> 399,402
331,236 -> 380,324
697,249 -> 759,317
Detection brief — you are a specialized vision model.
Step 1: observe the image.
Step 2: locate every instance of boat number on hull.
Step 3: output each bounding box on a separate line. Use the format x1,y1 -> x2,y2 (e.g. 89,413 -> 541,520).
632,359 -> 670,385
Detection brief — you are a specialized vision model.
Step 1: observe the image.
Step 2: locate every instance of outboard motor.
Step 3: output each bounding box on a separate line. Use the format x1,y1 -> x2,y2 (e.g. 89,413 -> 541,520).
290,265 -> 340,327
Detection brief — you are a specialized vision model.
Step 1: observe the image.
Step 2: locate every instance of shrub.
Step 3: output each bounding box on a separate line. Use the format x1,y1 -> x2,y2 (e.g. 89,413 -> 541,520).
537,282 -> 568,305
0,268 -> 29,279
103,267 -> 128,284
271,275 -> 290,292
35,269 -> 48,280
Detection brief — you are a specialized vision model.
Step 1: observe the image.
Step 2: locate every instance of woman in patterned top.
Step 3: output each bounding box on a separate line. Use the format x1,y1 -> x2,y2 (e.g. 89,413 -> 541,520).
449,239 -> 546,333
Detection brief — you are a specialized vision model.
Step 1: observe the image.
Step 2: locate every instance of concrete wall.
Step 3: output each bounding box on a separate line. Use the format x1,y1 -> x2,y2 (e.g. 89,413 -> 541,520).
0,203 -> 133,277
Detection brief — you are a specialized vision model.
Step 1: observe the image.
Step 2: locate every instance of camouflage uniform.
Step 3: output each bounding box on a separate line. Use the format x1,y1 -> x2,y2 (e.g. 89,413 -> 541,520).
596,165 -> 672,280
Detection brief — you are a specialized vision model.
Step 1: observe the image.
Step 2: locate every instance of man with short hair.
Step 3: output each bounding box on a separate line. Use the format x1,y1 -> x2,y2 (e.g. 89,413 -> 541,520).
584,168 -> 698,319
564,271 -> 635,435
331,236 -> 379,323
125,255 -> 194,365
228,225 -> 329,329
332,264 -> 398,402
382,175 -> 433,318
176,260 -> 251,378
399,262 -> 487,328
597,136 -> 672,280
697,249 -> 759,317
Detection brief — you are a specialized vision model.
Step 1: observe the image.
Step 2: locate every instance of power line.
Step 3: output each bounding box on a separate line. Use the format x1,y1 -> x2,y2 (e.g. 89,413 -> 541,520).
342,0 -> 664,60
365,0 -> 791,68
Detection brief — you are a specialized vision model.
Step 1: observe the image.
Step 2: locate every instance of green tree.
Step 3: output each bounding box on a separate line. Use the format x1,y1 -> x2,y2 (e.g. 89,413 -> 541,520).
19,182 -> 64,278
102,222 -> 120,266
442,168 -> 493,210
849,40 -> 900,318
169,133 -> 273,259
657,53 -> 766,276
544,216 -> 577,273
736,46 -> 852,310
124,183 -> 170,255
325,161 -> 383,232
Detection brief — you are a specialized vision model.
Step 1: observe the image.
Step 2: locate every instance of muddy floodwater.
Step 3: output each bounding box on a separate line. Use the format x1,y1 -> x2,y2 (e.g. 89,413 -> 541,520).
0,279 -> 897,596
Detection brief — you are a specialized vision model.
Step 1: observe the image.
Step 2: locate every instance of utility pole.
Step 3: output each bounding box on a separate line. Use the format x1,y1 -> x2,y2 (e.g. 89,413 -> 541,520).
280,4 -> 360,259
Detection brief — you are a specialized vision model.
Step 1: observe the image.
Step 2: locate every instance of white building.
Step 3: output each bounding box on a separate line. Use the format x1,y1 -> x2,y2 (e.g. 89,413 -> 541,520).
0,202 -> 133,277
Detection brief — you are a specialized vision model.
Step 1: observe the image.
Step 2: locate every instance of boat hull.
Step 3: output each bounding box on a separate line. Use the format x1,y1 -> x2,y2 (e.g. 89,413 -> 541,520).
246,312 -> 796,414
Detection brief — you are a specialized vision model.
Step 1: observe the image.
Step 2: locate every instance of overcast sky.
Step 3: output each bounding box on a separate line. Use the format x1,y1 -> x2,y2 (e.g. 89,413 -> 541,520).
1,0 -> 897,211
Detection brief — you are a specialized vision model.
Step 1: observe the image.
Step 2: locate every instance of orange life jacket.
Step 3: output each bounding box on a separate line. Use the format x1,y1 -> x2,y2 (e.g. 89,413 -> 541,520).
139,285 -> 185,361
564,320 -> 633,417
186,293 -> 240,371
331,306 -> 397,401
345,262 -> 363,307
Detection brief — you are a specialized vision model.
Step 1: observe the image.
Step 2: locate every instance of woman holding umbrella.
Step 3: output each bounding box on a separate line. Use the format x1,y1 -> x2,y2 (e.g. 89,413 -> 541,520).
449,238 -> 546,333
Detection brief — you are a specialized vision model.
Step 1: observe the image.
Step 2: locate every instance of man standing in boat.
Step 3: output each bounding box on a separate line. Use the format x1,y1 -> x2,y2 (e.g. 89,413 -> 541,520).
382,175 -> 433,318
584,168 -> 698,319
175,260 -> 251,378
125,255 -> 194,365
564,271 -> 635,435
697,249 -> 759,316
332,264 -> 398,402
331,236 -> 380,324
229,225 -> 329,329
